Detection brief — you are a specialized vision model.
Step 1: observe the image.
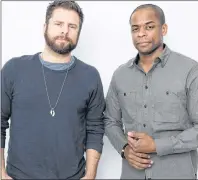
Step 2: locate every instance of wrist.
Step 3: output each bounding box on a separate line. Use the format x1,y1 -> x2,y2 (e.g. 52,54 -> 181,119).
1,169 -> 7,178
84,173 -> 96,179
85,170 -> 96,179
151,140 -> 156,153
121,143 -> 128,159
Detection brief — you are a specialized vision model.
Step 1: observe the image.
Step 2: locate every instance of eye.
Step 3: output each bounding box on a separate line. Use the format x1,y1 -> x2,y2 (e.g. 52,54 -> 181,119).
55,22 -> 61,26
69,24 -> 76,29
146,25 -> 155,30
132,28 -> 139,32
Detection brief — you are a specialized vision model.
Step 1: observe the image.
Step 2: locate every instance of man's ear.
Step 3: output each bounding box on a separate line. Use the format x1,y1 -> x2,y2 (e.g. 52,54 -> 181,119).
162,23 -> 168,36
43,23 -> 47,34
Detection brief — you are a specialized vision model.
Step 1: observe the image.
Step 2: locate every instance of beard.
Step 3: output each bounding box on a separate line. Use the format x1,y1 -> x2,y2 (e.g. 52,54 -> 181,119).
44,27 -> 79,55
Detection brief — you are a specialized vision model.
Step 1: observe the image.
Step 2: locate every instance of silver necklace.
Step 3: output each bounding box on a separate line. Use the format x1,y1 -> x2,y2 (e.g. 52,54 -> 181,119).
41,61 -> 69,117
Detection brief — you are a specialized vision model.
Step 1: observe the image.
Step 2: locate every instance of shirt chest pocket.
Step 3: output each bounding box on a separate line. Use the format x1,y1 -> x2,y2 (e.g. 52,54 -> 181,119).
153,89 -> 186,123
117,90 -> 137,118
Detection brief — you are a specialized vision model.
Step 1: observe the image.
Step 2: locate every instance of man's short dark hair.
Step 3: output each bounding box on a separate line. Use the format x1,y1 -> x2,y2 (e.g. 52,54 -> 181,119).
45,0 -> 84,32
129,4 -> 165,25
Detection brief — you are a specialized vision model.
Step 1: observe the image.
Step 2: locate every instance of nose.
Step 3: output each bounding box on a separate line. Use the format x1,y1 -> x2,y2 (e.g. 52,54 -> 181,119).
138,26 -> 146,37
60,24 -> 69,35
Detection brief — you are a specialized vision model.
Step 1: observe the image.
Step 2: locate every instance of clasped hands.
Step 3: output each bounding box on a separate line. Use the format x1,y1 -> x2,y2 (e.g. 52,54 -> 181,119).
124,131 -> 156,170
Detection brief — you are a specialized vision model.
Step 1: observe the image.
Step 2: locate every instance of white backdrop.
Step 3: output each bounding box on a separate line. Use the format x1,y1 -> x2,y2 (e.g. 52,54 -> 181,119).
2,1 -> 198,179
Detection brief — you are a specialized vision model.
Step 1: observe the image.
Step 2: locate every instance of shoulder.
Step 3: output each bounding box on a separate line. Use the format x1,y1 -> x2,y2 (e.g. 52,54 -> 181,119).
2,52 -> 40,71
73,56 -> 101,79
170,50 -> 198,68
113,57 -> 135,78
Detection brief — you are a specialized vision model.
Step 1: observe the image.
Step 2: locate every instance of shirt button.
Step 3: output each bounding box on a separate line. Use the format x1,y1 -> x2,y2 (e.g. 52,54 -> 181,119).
144,104 -> 147,108
145,85 -> 148,89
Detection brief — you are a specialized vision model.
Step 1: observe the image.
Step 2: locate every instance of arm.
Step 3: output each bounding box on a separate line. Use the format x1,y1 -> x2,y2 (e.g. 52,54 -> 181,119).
82,149 -> 101,179
1,60 -> 14,179
104,73 -> 128,154
83,70 -> 105,179
104,73 -> 152,170
155,64 -> 198,156
1,148 -> 12,179
1,148 -> 6,172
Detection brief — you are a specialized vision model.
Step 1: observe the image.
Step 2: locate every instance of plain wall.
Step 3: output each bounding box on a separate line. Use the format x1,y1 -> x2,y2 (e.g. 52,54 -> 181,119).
2,1 -> 198,178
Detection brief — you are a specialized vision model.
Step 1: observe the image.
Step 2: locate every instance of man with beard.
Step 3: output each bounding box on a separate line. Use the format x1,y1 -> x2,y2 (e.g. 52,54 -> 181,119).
1,1 -> 105,179
104,4 -> 198,179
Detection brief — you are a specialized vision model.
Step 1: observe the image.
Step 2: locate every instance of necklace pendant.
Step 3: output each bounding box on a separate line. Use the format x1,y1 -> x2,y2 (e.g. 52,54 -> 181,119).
50,109 -> 55,117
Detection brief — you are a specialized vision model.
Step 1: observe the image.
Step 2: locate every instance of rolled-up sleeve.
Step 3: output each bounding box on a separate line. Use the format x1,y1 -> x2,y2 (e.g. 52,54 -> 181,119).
104,72 -> 127,154
85,70 -> 105,154
155,64 -> 198,156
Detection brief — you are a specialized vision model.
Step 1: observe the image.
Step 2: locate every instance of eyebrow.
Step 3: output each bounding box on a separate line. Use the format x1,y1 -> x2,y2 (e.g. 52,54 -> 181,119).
53,20 -> 78,26
68,23 -> 78,27
132,21 -> 155,27
53,20 -> 64,24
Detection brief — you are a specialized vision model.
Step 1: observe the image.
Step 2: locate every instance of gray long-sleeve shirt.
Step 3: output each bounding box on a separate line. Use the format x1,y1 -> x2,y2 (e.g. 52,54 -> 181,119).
104,44 -> 198,179
1,53 -> 105,179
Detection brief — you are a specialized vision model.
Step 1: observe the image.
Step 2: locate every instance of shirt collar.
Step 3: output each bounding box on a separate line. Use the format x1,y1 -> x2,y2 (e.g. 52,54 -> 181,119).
128,44 -> 172,68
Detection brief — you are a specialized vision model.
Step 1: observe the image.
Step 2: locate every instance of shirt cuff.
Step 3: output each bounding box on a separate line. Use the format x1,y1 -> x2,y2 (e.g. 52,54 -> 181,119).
155,137 -> 174,156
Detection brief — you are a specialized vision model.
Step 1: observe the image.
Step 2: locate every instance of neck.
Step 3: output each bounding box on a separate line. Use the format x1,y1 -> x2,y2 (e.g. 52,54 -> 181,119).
41,46 -> 71,63
139,44 -> 164,66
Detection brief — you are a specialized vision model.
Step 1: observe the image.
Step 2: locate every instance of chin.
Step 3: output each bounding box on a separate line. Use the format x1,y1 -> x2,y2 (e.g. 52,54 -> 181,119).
138,47 -> 149,53
139,50 -> 153,55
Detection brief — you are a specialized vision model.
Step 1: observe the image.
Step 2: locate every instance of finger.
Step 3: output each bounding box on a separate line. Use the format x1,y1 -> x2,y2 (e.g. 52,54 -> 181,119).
134,151 -> 150,159
129,159 -> 145,170
128,150 -> 152,165
129,149 -> 153,164
128,140 -> 140,153
129,158 -> 151,169
128,136 -> 137,147
133,154 -> 152,165
134,160 -> 152,168
126,142 -> 135,151
131,163 -> 145,170
128,131 -> 145,139
128,141 -> 138,152
128,131 -> 138,139
128,141 -> 135,150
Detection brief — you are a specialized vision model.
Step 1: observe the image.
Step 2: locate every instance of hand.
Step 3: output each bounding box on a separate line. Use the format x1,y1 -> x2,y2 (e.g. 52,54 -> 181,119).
81,175 -> 95,180
1,170 -> 13,180
128,132 -> 156,153
81,172 -> 96,180
124,145 -> 153,170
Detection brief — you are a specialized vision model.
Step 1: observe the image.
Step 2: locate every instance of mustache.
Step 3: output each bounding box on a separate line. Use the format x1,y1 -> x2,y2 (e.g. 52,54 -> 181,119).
55,36 -> 72,42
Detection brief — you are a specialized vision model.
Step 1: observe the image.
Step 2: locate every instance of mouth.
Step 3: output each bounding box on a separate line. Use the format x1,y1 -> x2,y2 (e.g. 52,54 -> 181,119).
137,42 -> 150,46
56,39 -> 66,42
137,42 -> 150,44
